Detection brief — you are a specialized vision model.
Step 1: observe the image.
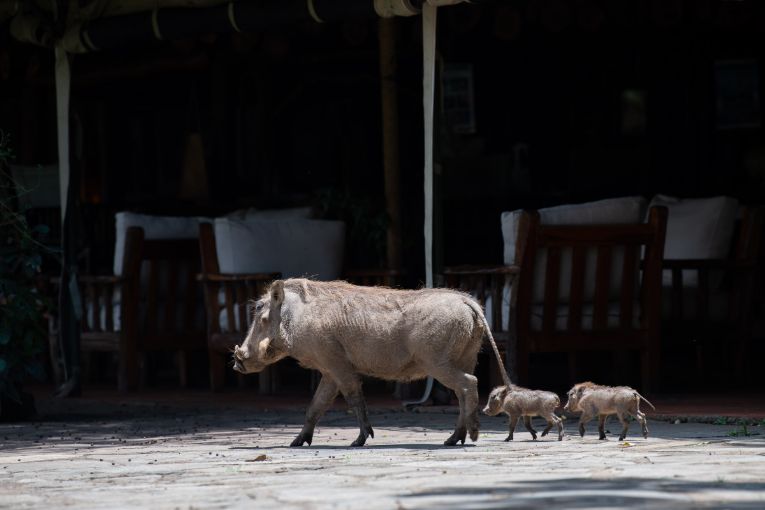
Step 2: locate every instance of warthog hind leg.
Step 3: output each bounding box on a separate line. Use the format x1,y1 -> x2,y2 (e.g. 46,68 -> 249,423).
523,416 -> 538,440
579,412 -> 595,437
291,375 -> 338,447
431,366 -> 479,445
336,376 -> 373,447
635,410 -> 648,439
542,413 -> 563,440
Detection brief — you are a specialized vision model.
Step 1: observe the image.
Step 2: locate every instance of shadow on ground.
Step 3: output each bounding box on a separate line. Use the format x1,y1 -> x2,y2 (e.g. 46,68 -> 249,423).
403,477 -> 765,509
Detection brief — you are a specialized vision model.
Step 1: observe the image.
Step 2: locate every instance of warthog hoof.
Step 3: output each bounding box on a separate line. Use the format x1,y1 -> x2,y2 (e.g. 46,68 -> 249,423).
541,430 -> 549,437
504,434 -> 513,442
600,434 -> 608,440
350,425 -> 374,447
290,432 -> 313,447
558,433 -> 564,441
469,427 -> 479,442
618,435 -> 626,441
444,428 -> 467,446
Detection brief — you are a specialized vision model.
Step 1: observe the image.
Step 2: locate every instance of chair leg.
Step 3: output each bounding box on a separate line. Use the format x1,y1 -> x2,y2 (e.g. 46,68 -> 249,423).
640,348 -> 659,394
258,366 -> 273,395
118,335 -> 139,392
209,350 -> 226,392
177,351 -> 189,388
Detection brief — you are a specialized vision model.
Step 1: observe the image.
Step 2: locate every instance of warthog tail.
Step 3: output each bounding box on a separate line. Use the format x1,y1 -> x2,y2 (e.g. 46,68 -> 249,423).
464,298 -> 512,388
636,392 -> 656,410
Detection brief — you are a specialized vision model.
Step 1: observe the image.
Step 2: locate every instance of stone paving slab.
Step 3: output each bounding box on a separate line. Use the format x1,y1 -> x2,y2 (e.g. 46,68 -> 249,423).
1,404 -> 764,509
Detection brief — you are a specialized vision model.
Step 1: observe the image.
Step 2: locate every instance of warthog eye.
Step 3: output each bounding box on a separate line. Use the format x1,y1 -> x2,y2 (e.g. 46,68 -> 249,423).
255,302 -> 264,312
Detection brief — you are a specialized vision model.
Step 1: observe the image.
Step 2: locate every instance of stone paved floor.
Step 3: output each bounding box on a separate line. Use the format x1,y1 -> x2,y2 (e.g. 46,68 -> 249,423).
1,394 -> 764,509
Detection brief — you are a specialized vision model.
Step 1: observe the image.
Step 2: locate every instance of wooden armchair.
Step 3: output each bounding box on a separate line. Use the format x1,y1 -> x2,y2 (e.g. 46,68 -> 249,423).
50,226 -> 206,391
662,205 -> 764,382
198,223 -> 280,393
515,207 -> 668,392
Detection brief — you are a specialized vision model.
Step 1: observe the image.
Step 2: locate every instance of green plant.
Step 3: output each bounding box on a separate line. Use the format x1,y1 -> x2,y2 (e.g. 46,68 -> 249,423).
727,419 -> 761,437
0,131 -> 50,408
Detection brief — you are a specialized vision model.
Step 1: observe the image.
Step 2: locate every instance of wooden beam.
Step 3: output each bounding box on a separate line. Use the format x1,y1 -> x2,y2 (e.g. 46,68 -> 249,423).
378,17 -> 401,271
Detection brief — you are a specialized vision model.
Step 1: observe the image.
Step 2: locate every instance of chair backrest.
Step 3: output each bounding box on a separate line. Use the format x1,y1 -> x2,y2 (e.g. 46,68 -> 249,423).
122,226 -> 205,346
198,223 -> 279,338
516,206 -> 667,337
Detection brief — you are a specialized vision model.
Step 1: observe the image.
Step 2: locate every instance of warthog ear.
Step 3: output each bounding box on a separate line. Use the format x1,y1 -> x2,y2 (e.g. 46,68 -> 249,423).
258,338 -> 274,360
271,280 -> 285,307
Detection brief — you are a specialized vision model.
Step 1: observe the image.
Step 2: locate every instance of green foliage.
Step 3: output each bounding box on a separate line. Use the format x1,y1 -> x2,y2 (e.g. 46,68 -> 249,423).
0,131 -> 51,403
727,419 -> 761,437
315,188 -> 389,268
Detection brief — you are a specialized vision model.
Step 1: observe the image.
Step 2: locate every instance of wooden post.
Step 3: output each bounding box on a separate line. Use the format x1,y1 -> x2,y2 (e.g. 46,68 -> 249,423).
379,17 -> 402,271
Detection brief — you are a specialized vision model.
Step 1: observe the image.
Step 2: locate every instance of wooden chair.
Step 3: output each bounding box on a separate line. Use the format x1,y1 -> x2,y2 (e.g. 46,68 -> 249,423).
50,226 -> 206,391
515,206 -> 668,393
662,205 -> 764,382
198,223 -> 280,393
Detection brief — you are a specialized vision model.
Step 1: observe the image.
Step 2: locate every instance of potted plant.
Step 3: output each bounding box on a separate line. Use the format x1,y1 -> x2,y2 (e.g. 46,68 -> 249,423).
0,132 -> 50,421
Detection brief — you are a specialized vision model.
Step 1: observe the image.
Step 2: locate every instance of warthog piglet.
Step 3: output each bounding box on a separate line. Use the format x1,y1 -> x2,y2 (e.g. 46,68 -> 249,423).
563,382 -> 655,441
483,385 -> 564,441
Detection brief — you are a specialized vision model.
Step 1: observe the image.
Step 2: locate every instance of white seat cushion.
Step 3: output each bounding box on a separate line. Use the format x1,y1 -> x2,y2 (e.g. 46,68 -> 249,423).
213,218 -> 345,280
648,195 -> 739,287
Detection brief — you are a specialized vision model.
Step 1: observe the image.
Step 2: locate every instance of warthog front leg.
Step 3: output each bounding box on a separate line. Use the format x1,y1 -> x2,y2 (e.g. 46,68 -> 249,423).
598,414 -> 608,440
291,375 -> 339,447
432,366 -> 479,446
505,414 -> 519,441
523,416 -> 538,440
336,376 -> 373,447
579,412 -> 595,437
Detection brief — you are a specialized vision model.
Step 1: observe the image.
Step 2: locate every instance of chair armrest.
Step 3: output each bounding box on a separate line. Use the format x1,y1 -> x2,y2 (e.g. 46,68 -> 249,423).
662,259 -> 756,272
196,272 -> 281,282
443,264 -> 520,276
50,274 -> 126,286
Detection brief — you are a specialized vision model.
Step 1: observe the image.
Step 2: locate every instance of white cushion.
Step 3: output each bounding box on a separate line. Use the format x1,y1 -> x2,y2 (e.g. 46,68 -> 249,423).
648,195 -> 739,287
501,197 -> 647,304
214,218 -> 345,280
225,207 -> 314,221
113,212 -> 211,275
501,196 -> 646,265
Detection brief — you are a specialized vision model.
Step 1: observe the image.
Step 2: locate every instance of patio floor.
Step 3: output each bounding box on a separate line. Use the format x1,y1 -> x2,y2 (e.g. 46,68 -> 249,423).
1,387 -> 764,509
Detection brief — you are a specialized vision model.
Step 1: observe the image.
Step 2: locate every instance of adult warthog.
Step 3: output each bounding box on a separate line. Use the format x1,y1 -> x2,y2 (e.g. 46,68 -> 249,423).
233,278 -> 510,447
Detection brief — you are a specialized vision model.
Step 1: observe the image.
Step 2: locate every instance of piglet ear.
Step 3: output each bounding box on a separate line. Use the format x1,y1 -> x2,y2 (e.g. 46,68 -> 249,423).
271,280 -> 285,306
